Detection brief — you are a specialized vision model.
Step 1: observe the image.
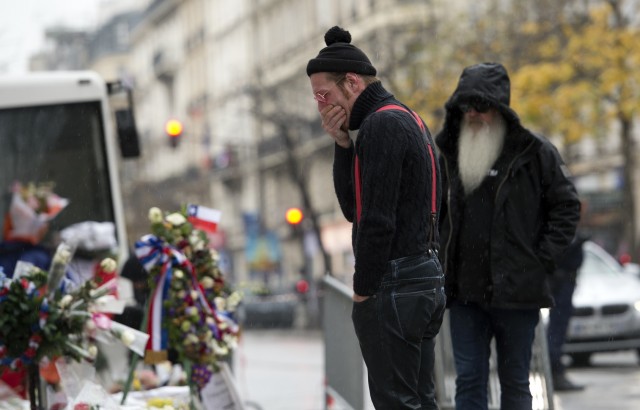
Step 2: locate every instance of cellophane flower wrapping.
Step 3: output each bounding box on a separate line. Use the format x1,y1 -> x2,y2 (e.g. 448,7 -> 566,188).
4,182 -> 69,244
136,206 -> 242,390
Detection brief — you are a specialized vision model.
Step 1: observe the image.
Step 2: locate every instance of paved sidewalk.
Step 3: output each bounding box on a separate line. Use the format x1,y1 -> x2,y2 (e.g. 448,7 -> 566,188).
553,352 -> 640,410
234,329 -> 324,410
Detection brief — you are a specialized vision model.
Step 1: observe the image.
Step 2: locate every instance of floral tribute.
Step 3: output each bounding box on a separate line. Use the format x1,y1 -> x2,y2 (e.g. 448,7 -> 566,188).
0,244 -> 144,407
135,206 -> 241,390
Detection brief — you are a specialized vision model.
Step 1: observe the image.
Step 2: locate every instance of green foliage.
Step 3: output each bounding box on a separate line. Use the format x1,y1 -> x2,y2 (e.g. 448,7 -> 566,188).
0,266 -> 101,368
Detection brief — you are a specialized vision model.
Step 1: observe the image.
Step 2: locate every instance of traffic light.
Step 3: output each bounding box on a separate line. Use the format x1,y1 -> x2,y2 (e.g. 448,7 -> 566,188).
285,207 -> 303,225
166,119 -> 183,148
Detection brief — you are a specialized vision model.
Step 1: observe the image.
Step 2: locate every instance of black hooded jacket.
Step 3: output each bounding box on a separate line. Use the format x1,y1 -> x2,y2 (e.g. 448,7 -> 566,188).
333,81 -> 441,296
435,63 -> 580,309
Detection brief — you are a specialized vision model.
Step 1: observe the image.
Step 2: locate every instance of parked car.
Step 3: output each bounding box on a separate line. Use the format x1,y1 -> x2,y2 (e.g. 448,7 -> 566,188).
236,282 -> 298,329
561,241 -> 640,366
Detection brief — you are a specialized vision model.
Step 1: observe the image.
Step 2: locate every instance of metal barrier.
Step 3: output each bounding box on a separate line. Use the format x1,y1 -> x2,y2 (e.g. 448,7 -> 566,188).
323,275 -> 374,410
323,275 -> 555,410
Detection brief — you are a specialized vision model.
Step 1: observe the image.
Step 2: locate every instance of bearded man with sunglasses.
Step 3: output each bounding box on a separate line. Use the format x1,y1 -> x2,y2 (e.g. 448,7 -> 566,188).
435,62 -> 581,409
307,26 -> 445,409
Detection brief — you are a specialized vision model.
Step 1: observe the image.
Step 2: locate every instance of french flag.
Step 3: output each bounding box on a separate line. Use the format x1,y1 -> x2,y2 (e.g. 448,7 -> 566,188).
187,204 -> 222,233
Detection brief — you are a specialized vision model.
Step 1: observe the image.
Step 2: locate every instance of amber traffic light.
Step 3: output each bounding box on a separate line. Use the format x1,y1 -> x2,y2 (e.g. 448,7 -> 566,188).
285,207 -> 303,225
166,119 -> 183,147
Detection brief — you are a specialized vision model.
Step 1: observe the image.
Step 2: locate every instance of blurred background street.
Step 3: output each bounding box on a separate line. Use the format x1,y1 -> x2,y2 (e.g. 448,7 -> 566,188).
2,1 -> 640,409
237,329 -> 640,410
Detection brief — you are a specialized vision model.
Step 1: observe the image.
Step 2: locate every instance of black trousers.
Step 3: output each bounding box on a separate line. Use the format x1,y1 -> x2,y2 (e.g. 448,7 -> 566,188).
352,252 -> 446,409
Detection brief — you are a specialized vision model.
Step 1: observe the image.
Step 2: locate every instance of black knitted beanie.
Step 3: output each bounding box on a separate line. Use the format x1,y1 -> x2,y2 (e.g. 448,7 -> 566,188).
306,26 -> 377,77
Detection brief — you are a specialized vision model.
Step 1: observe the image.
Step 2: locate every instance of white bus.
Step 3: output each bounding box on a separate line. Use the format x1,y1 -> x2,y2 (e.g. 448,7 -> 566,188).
0,71 -> 140,264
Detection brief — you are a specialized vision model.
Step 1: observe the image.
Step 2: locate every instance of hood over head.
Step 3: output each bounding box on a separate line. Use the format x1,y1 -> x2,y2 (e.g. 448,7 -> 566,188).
445,62 -> 520,125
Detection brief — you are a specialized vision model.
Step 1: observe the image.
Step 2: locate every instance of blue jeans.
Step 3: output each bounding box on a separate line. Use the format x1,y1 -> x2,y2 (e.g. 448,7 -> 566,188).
547,277 -> 576,374
449,301 -> 539,410
352,252 -> 446,409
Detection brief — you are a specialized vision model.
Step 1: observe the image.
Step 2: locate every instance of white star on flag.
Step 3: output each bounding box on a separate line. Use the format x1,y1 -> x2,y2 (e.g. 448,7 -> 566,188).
187,204 -> 222,233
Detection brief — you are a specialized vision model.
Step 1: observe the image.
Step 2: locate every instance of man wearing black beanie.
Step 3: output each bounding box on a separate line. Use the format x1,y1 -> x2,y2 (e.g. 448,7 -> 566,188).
308,26 -> 445,409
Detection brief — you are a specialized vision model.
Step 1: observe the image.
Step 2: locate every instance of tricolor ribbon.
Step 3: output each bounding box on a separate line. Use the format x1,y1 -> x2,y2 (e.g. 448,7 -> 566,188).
135,236 -> 174,358
135,235 -> 217,361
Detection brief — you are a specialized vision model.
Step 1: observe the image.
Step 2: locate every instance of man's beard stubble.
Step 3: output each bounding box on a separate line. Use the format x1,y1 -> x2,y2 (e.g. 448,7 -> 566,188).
457,114 -> 506,195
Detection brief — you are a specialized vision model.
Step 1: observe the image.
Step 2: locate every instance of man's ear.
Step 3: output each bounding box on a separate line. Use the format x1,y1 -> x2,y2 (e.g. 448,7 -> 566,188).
345,73 -> 364,93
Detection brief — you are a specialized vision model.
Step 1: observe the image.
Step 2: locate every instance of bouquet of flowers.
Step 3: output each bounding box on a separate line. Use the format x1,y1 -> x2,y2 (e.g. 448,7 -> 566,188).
3,181 -> 69,244
134,205 -> 241,391
0,244 -> 148,408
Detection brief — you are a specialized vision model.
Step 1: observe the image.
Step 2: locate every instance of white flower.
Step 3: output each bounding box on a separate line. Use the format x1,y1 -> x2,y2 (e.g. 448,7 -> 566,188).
227,292 -> 242,311
174,269 -> 184,279
166,213 -> 186,226
212,340 -> 229,356
100,258 -> 117,273
200,277 -> 215,289
85,320 -> 97,332
148,207 -> 163,223
190,290 -> 198,301
58,294 -> 74,308
88,345 -> 98,359
189,232 -> 205,251
214,297 -> 226,311
223,334 -> 238,350
209,249 -> 220,262
184,334 -> 199,345
120,330 -> 135,346
53,246 -> 72,264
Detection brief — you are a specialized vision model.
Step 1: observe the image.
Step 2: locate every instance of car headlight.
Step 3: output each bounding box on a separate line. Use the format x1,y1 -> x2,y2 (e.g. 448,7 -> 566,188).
635,301 -> 640,313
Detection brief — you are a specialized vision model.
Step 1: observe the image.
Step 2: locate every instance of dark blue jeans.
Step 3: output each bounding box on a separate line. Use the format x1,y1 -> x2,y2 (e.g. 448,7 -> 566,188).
352,252 -> 446,409
547,277 -> 576,374
449,301 -> 539,410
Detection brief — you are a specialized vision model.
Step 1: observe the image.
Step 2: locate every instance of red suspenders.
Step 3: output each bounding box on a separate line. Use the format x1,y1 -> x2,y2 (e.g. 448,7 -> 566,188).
353,105 -> 438,234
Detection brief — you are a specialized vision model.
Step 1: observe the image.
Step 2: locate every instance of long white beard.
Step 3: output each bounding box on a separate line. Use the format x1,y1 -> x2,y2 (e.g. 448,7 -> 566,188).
457,115 -> 506,195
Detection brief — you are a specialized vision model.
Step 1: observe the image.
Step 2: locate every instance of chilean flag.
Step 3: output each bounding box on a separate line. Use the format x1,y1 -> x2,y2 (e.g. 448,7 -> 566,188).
187,204 -> 221,233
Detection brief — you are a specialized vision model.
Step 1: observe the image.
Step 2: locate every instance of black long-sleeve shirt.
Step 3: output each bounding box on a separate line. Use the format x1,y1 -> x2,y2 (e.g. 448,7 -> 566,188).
332,82 -> 440,296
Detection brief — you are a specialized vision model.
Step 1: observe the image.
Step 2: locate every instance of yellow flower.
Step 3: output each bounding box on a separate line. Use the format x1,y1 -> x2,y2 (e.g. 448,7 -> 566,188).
147,398 -> 173,408
181,321 -> 192,332
100,257 -> 117,273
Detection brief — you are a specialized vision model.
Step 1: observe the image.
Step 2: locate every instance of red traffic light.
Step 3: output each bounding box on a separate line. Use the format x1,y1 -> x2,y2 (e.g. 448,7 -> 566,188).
296,279 -> 309,294
285,207 -> 303,225
165,119 -> 183,137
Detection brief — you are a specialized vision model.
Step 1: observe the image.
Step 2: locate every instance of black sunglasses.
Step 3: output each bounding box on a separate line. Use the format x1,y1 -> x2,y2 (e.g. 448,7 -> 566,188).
459,102 -> 492,113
